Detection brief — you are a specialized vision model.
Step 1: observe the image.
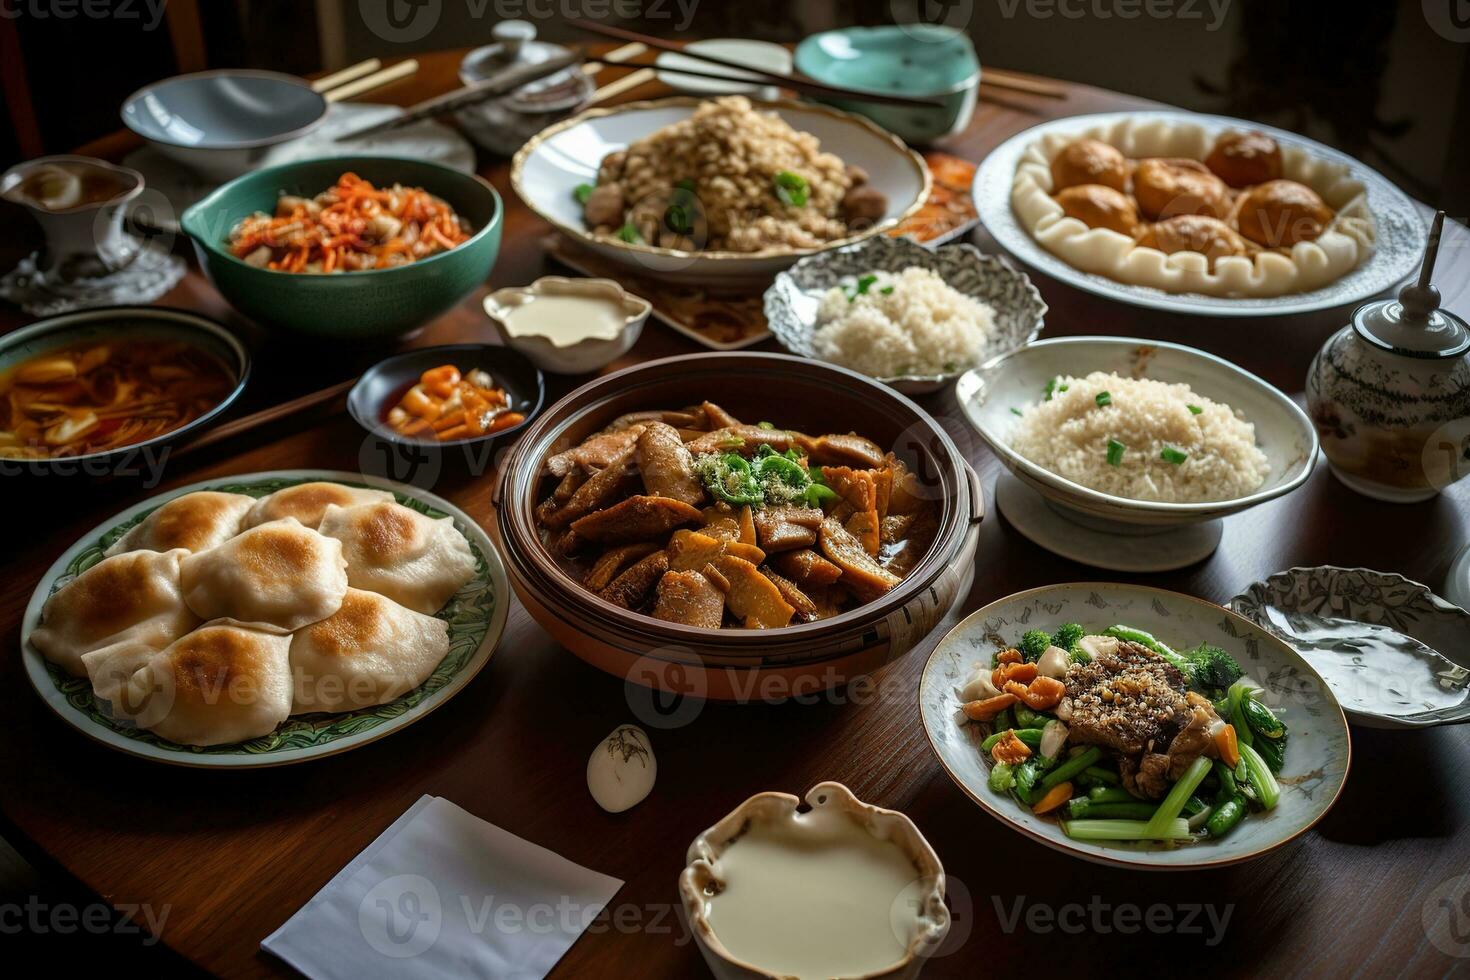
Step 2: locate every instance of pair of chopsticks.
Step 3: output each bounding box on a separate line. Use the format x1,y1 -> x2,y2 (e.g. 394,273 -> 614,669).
333,50 -> 582,141
569,20 -> 1067,103
311,57 -> 420,103
568,19 -> 946,109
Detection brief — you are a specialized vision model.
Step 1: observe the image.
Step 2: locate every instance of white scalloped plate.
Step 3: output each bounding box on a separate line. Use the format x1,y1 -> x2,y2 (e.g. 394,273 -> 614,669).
973,111 -> 1425,317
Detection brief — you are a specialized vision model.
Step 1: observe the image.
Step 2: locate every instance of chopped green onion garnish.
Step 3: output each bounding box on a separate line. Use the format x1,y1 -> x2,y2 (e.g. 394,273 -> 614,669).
1106,439 -> 1126,466
880,285 -> 895,295
757,421 -> 775,430
664,203 -> 692,235
573,183 -> 594,205
616,223 -> 642,243
846,273 -> 879,302
1010,407 -> 1024,417
1043,376 -> 1069,401
774,170 -> 809,207
1095,391 -> 1111,407
675,178 -> 695,192
1187,404 -> 1203,415
1161,447 -> 1189,465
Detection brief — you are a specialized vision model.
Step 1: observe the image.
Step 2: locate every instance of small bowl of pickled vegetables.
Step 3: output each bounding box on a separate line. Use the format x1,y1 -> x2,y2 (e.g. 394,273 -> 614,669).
349,343 -> 544,452
918,582 -> 1351,869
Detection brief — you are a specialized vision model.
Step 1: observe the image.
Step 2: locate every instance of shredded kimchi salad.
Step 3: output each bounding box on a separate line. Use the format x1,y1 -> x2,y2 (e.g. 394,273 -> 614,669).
226,172 -> 473,274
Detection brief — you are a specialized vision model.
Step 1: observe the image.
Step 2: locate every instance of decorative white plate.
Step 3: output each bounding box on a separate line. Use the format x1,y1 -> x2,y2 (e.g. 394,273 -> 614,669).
973,111 -> 1424,316
654,39 -> 791,97
764,235 -> 1046,394
1230,566 -> 1470,729
512,96 -> 929,285
21,469 -> 508,768
919,583 -> 1352,869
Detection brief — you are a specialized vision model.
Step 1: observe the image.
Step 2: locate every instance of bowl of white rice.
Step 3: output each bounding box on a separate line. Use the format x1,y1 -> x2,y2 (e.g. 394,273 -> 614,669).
765,235 -> 1046,393
956,336 -> 1318,526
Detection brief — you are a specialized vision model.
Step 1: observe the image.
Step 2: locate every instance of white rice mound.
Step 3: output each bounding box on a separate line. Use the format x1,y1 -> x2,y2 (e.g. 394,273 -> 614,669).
1010,371 -> 1271,503
811,267 -> 995,378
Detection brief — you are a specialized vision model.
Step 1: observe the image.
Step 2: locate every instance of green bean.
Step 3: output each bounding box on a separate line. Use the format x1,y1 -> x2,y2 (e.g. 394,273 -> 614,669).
1039,747 -> 1102,792
1205,794 -> 1248,837
1067,800 -> 1157,820
1082,765 -> 1120,785
1087,786 -> 1135,804
980,729 -> 1044,752
1242,695 -> 1285,739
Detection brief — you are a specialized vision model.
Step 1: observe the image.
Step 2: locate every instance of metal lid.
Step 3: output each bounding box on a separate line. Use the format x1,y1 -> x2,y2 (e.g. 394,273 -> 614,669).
1352,211 -> 1470,358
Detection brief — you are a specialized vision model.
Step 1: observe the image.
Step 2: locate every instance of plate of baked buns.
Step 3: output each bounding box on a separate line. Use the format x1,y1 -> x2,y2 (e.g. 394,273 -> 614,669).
21,470 -> 508,767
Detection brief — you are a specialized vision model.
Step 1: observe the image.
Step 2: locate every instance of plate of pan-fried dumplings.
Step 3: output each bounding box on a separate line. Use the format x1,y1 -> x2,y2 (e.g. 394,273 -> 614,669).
21,471 -> 507,766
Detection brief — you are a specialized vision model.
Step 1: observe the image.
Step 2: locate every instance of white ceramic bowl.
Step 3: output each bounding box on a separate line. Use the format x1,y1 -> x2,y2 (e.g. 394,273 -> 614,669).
121,70 -> 327,181
680,782 -> 949,979
483,276 -> 648,375
956,336 -> 1318,527
765,235 -> 1046,394
511,96 -> 930,286
919,583 -> 1351,869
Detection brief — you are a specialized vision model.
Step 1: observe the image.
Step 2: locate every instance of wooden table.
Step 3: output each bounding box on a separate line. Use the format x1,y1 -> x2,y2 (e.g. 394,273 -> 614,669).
3,48 -> 1468,979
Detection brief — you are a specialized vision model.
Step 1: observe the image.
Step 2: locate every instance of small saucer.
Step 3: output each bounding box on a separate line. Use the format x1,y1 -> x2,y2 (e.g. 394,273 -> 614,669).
0,240 -> 184,316
994,470 -> 1222,572
1230,566 -> 1470,729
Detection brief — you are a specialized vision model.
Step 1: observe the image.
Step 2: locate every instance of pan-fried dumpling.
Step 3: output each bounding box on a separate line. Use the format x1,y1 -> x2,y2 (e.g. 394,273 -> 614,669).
180,518 -> 348,631
243,481 -> 394,531
105,622 -> 293,746
289,588 -> 450,713
30,549 -> 199,677
104,491 -> 254,557
317,501 -> 476,615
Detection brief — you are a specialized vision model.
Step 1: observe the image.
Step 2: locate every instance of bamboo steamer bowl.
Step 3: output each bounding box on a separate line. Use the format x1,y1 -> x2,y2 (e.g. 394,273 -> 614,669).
496,352 -> 984,700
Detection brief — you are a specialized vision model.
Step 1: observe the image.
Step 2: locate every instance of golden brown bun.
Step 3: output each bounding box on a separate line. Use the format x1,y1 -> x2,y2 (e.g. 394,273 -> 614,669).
1132,157 -> 1231,221
1205,130 -> 1283,188
1054,184 -> 1141,236
1050,138 -> 1129,193
1235,179 -> 1334,247
1137,215 -> 1251,265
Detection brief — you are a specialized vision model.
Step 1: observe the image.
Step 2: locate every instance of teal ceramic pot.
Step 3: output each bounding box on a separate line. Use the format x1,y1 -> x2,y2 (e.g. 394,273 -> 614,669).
795,25 -> 979,145
181,156 -> 502,340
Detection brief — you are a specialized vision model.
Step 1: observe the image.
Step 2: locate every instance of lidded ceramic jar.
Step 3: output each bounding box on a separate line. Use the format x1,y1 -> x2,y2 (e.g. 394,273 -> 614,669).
455,20 -> 592,156
1307,211 -> 1470,501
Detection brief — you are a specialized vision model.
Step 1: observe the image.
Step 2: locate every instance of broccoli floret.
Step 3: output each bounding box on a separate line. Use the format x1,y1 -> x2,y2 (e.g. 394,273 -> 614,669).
1050,623 -> 1084,653
1018,629 -> 1051,662
1166,643 -> 1243,698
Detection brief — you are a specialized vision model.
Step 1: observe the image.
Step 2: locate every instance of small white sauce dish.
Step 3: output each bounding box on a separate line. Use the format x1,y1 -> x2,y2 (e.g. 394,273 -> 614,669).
679,781 -> 949,980
483,276 -> 649,375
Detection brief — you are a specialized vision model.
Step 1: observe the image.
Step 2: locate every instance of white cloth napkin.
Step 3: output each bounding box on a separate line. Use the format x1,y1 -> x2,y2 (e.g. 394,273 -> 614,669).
263,795 -> 623,980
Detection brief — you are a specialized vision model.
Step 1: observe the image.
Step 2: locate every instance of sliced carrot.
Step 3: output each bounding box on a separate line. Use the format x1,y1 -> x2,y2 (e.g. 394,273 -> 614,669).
1005,675 -> 1065,710
420,364 -> 461,398
1032,781 -> 1073,815
991,731 -> 1032,765
996,648 -> 1022,665
992,661 -> 1039,689
961,693 -> 1018,721
1216,724 -> 1241,768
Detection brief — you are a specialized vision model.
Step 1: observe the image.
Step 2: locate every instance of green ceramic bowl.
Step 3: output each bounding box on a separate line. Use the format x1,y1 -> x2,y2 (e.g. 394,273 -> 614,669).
181,156 -> 502,340
795,25 -> 979,145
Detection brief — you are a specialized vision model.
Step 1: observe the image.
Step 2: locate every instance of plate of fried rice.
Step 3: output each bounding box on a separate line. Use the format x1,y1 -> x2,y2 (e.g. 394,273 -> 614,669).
512,96 -> 929,284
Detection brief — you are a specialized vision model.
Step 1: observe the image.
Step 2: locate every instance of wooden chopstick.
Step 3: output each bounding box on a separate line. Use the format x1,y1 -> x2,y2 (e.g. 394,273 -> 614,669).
171,378 -> 357,460
324,58 -> 419,103
979,68 -> 1067,99
312,58 -> 382,94
583,41 -> 646,74
568,19 -> 946,109
589,67 -> 657,105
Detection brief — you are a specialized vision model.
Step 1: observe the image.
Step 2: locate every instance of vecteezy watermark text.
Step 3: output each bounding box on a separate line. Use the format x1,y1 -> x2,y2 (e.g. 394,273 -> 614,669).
993,0 -> 1231,30
357,0 -> 699,44
0,896 -> 170,945
993,895 -> 1233,945
0,0 -> 167,30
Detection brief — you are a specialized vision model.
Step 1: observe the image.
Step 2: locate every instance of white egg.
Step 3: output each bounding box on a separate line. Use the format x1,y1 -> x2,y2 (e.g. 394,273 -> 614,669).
587,724 -> 657,813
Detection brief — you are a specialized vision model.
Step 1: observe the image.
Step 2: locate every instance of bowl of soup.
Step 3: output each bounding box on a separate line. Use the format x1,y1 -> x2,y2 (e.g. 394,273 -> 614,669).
0,306 -> 248,475
495,352 -> 983,699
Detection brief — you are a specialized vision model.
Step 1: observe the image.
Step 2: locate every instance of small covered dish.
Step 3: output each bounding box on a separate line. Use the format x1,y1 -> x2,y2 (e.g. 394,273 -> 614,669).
483,276 -> 649,375
680,782 -> 949,980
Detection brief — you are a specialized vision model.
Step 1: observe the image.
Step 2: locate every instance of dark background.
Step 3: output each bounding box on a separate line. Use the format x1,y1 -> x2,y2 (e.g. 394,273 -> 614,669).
2,0 -> 1469,212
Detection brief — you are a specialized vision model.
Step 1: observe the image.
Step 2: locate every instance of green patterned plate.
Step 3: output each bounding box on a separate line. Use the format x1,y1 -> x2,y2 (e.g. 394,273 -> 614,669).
21,469 -> 508,768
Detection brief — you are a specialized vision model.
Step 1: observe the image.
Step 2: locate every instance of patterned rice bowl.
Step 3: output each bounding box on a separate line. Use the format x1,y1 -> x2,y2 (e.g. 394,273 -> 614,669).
918,582 -> 1351,869
20,469 -> 509,768
1230,566 -> 1470,729
764,235 -> 1046,394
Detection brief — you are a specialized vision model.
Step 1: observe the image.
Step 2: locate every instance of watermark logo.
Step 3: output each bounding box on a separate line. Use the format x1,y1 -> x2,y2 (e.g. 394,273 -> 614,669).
1423,416 -> 1470,493
360,0 -> 443,44
991,0 -> 1231,30
624,649 -> 708,730
359,874 -> 443,958
1424,874 -> 1470,957
1425,0 -> 1470,42
892,0 -> 975,34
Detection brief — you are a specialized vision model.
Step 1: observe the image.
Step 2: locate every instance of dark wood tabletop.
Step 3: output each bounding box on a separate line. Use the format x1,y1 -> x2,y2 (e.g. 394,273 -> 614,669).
3,46 -> 1468,979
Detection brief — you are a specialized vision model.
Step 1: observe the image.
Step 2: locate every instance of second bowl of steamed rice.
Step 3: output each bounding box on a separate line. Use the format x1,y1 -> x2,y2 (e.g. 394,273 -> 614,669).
1010,372 -> 1270,503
